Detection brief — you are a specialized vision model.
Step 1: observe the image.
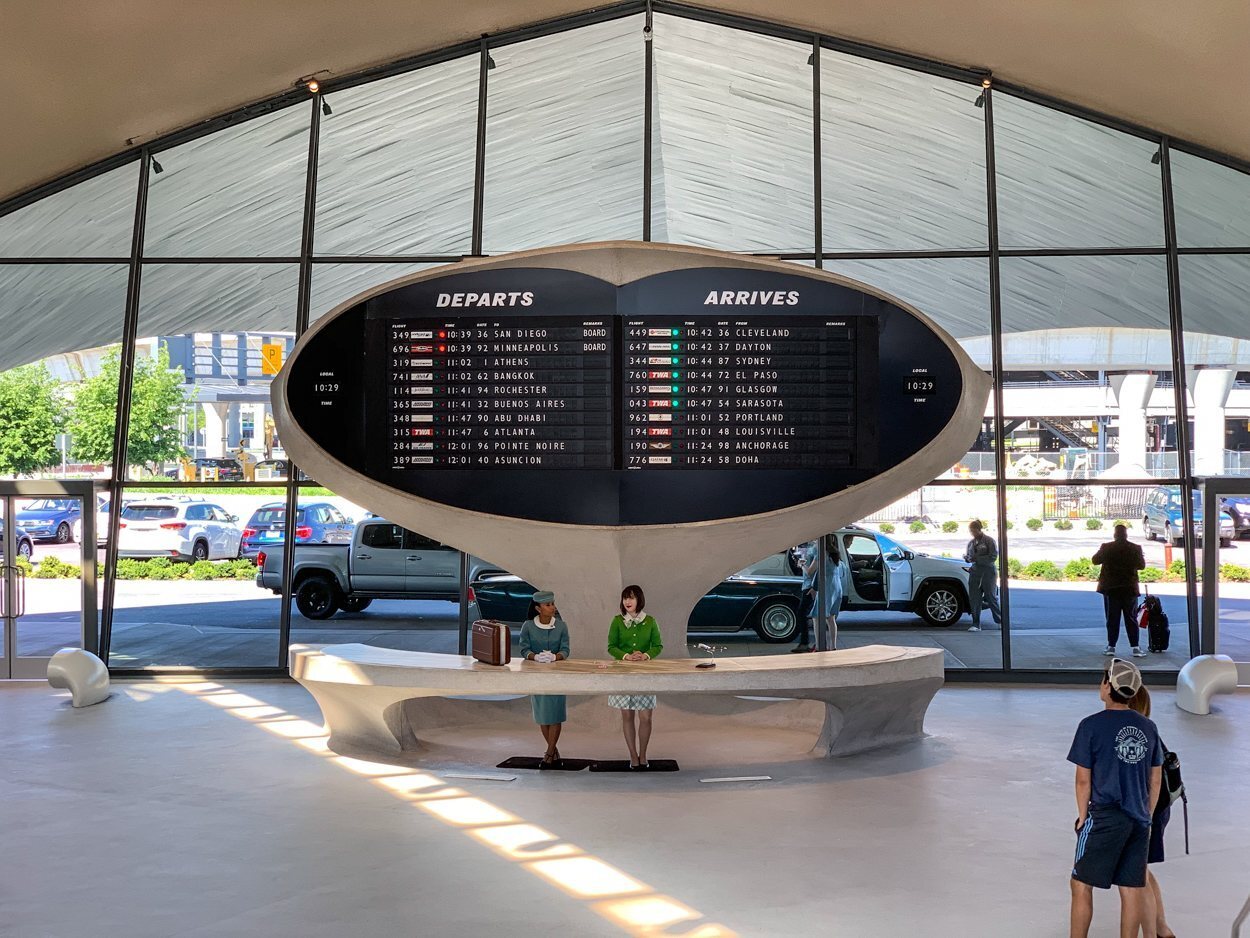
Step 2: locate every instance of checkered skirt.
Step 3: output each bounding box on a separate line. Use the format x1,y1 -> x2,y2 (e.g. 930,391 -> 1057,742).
608,694 -> 657,711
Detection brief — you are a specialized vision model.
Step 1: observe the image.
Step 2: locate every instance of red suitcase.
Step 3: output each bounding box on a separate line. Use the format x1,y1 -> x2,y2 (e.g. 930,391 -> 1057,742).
471,619 -> 511,666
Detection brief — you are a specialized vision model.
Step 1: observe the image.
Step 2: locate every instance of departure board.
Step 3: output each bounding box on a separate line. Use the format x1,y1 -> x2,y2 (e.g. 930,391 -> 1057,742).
386,316 -> 613,469
623,317 -> 858,470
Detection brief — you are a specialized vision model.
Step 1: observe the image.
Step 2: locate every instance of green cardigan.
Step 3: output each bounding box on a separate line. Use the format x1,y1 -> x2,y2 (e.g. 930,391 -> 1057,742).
608,614 -> 663,660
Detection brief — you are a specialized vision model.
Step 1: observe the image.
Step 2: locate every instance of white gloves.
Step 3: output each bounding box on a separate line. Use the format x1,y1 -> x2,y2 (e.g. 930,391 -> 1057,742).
534,651 -> 557,663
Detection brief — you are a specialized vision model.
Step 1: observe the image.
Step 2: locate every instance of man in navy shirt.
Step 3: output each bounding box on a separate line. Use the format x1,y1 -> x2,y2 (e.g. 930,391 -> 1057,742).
1067,658 -> 1163,938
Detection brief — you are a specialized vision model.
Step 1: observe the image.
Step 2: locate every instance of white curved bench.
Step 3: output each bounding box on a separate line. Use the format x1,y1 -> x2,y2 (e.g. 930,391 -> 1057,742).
47,648 -> 110,708
1176,654 -> 1239,715
290,643 -> 944,758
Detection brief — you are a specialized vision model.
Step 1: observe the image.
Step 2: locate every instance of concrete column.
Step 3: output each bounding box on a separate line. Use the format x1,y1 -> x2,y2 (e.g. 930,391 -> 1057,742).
203,403 -> 229,458
1108,373 -> 1157,477
1188,368 -> 1235,476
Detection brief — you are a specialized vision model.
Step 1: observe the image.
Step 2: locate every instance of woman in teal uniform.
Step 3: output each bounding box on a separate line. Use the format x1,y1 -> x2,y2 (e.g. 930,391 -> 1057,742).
519,590 -> 570,765
607,584 -> 663,769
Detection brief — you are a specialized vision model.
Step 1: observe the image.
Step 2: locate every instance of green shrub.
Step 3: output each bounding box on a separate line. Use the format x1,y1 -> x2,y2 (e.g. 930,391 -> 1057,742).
878,523 -> 895,534
909,520 -> 927,533
1112,520 -> 1129,529
32,556 -> 67,579
1220,563 -> 1250,582
1139,566 -> 1162,582
189,560 -> 221,580
16,556 -> 34,575
1007,557 -> 1024,577
115,558 -> 145,580
1006,520 -> 1014,530
171,562 -> 192,579
1023,560 -> 1063,581
1064,557 -> 1099,581
1054,519 -> 1074,531
1026,518 -> 1043,531
147,556 -> 173,569
1085,518 -> 1103,530
145,563 -> 178,580
941,520 -> 959,533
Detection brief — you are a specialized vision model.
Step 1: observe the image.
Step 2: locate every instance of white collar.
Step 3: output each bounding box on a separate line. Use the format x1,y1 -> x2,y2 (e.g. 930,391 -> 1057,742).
623,611 -> 646,625
532,616 -> 556,630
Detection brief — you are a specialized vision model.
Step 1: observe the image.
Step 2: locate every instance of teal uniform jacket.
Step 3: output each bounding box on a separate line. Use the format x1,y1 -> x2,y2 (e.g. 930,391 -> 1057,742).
520,617 -> 570,725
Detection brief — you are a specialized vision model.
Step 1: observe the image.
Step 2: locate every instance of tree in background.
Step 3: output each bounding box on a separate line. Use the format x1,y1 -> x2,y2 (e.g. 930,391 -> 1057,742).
69,346 -> 189,475
0,362 -> 64,476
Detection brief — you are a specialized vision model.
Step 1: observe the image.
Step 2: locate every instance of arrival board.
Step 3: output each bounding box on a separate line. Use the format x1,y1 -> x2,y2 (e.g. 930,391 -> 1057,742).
623,317 -> 859,470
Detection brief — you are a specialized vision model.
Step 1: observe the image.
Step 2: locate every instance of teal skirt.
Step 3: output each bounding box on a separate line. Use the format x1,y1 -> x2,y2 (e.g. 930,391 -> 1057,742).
531,694 -> 567,725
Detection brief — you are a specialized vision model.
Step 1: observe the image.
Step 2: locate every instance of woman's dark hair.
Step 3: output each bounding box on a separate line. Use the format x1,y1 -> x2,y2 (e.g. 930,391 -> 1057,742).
620,584 -> 646,615
825,535 -> 842,564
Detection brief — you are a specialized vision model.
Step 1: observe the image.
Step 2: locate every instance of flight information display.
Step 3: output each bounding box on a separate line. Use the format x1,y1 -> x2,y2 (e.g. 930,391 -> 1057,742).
378,314 -> 875,471
386,316 -> 613,469
623,317 -> 860,470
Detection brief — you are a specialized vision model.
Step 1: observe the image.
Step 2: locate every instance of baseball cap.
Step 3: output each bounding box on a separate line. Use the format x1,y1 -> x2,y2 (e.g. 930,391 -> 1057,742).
1106,657 -> 1143,696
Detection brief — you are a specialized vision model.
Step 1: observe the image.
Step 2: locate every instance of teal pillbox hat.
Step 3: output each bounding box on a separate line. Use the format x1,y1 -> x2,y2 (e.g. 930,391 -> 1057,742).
532,590 -> 555,604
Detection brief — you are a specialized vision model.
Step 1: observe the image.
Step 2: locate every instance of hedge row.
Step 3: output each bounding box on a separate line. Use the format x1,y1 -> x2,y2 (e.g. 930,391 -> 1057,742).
16,556 -> 258,581
877,518 -> 1131,534
1003,557 -> 1250,583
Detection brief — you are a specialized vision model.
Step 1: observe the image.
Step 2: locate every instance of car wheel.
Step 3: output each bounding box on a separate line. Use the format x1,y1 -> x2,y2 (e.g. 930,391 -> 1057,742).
295,576 -> 340,620
192,540 -> 209,561
56,522 -> 72,543
917,583 -> 962,627
341,597 -> 373,613
753,600 -> 800,643
18,540 -> 33,561
1142,517 -> 1154,541
1165,523 -> 1181,547
1220,536 -> 1232,549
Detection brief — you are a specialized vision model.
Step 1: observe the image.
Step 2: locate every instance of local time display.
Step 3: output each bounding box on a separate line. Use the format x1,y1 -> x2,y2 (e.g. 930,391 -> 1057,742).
381,314 -> 876,471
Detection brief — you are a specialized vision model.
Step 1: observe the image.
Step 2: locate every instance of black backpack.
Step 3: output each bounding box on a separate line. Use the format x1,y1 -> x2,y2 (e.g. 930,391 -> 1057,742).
1159,743 -> 1189,855
1139,591 -> 1170,652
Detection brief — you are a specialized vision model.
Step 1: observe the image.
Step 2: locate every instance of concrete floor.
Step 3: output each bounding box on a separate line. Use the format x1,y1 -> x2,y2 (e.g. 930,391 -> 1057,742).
2,680 -> 1248,937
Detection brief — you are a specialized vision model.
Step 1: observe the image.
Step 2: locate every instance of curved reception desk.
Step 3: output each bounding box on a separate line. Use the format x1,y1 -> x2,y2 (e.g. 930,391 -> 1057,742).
290,643 -> 944,759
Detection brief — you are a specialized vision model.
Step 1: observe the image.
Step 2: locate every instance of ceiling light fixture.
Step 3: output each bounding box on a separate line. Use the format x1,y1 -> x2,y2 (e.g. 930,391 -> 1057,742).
306,79 -> 320,94
974,77 -> 991,108
321,98 -> 333,116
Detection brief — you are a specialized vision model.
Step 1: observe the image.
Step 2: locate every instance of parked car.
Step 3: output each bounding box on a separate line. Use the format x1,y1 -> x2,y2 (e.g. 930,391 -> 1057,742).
164,457 -> 245,481
117,501 -> 243,561
0,518 -> 35,562
15,498 -> 81,543
1142,487 -> 1234,547
239,501 -> 354,559
253,459 -> 290,480
256,518 -> 503,619
70,495 -> 112,548
1219,495 -> 1250,540
473,527 -> 975,643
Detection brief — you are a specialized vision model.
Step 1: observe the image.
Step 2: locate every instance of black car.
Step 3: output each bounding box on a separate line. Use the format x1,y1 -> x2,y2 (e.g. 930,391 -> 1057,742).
473,551 -> 807,643
0,519 -> 35,562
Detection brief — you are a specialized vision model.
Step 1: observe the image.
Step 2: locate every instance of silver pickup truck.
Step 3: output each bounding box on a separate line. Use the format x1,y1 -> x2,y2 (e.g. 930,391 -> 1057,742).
256,518 -> 503,619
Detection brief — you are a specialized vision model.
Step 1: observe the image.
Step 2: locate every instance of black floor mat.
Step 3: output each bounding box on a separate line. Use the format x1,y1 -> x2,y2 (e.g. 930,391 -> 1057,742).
589,759 -> 680,773
496,756 -> 592,771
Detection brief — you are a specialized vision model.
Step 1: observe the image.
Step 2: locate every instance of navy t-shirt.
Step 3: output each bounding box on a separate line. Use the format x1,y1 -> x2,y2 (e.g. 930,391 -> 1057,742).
1067,708 -> 1164,825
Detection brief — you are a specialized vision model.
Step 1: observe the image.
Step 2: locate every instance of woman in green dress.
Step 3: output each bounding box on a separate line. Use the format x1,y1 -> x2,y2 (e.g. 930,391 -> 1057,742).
519,590 -> 570,765
607,584 -> 663,769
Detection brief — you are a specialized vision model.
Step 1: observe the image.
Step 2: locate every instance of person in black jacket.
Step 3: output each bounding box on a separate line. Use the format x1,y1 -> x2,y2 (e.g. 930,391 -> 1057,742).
1092,524 -> 1147,658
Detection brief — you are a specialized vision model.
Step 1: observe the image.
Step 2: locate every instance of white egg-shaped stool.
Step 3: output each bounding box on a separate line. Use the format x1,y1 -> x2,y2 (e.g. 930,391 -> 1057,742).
47,648 -> 110,708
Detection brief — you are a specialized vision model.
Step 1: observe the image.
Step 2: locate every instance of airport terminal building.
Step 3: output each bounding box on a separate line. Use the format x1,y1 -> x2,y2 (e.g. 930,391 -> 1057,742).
2,4 -> 1249,936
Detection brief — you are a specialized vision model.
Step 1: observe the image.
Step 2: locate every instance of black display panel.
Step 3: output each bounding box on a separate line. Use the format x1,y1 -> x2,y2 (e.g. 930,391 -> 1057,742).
287,265 -> 964,525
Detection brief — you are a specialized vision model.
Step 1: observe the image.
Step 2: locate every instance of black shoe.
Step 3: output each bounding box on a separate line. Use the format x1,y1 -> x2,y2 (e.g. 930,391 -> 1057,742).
790,645 -> 812,653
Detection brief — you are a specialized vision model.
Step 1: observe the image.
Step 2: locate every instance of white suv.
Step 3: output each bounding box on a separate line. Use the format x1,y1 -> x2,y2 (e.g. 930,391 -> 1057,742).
118,500 -> 242,561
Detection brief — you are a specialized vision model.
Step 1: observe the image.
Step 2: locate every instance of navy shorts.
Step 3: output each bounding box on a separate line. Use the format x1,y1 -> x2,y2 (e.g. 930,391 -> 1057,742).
1072,805 -> 1149,889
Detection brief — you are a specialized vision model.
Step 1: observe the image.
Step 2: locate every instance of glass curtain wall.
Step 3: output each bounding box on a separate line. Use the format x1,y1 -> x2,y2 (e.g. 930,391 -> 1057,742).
3,4 -> 1250,675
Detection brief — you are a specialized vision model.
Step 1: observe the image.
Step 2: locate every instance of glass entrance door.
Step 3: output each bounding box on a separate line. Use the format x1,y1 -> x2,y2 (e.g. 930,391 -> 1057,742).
0,483 -> 98,679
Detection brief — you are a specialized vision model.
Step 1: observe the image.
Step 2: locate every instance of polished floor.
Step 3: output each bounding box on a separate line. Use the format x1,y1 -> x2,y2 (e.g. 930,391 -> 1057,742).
1,679 -> 1247,937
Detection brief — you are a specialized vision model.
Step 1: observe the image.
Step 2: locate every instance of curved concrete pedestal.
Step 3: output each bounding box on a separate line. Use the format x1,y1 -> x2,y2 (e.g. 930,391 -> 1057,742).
46,648 -> 110,708
1176,654 -> 1239,715
291,643 -> 943,760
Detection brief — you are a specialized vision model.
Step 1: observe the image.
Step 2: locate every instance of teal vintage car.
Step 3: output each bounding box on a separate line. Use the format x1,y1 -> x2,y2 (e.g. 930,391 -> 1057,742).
472,550 -> 807,643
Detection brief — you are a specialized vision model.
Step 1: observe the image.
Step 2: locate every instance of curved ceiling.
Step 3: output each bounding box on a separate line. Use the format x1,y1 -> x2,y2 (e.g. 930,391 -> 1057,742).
6,0 -> 1250,203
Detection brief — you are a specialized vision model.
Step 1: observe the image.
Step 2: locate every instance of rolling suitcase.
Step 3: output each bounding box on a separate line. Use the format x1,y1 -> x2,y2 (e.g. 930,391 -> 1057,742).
471,619 -> 511,665
1138,591 -> 1170,653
